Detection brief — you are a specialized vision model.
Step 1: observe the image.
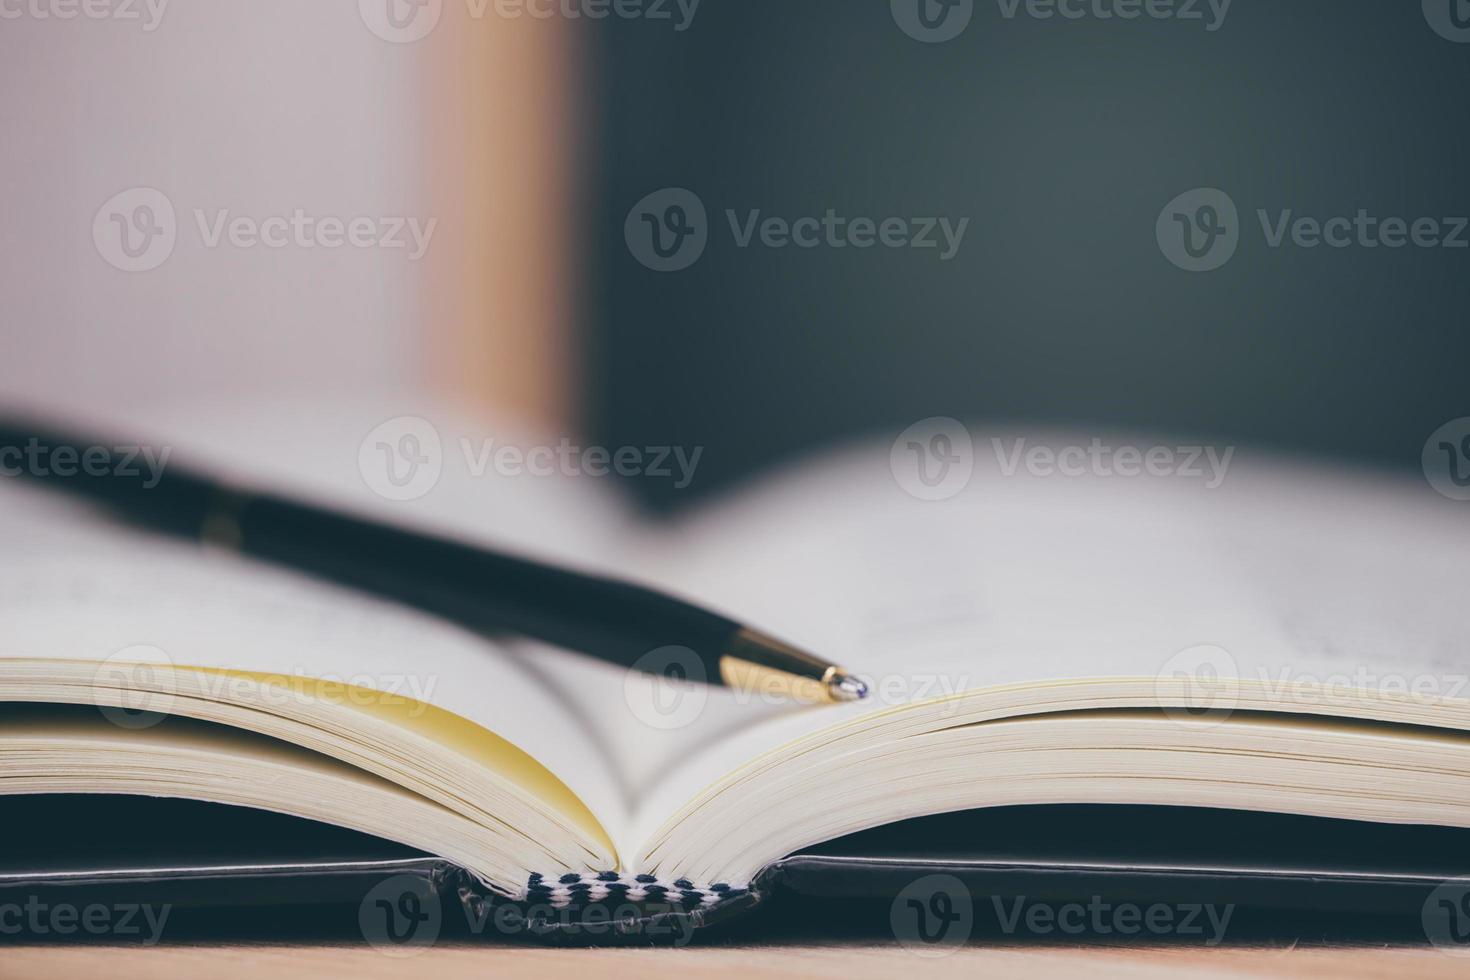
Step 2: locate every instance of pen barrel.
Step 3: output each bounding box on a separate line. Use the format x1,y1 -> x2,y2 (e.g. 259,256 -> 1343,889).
1,420 -> 742,681
234,496 -> 740,675
0,422 -> 217,537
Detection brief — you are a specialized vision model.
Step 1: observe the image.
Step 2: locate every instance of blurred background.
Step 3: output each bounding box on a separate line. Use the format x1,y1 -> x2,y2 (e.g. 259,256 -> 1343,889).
3,0 -> 1468,511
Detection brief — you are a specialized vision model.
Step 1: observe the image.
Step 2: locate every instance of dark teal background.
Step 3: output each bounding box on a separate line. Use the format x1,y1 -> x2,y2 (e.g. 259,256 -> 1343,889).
587,1 -> 1470,507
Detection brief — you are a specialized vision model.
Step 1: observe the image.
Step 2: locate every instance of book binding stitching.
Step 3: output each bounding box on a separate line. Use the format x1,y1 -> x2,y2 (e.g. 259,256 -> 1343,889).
525,872 -> 750,911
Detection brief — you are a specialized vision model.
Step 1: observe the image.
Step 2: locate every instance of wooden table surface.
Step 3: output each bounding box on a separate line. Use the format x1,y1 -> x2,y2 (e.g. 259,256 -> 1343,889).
2,886 -> 1461,979
2,944 -> 1466,980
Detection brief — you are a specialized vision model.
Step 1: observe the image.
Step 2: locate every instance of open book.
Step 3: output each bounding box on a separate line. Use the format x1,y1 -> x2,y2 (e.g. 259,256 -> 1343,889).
3,401 -> 1470,927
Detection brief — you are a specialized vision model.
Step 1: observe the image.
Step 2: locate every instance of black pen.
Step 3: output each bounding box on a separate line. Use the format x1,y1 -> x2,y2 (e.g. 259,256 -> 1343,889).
0,418 -> 869,705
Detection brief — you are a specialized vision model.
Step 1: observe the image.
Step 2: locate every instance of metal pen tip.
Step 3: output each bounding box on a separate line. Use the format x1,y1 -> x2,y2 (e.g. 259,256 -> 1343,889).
720,629 -> 868,705
826,670 -> 869,702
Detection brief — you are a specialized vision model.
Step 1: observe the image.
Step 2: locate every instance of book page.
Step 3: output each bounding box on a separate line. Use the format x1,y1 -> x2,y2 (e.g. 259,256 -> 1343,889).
603,430 -> 1470,844
0,396 -> 646,842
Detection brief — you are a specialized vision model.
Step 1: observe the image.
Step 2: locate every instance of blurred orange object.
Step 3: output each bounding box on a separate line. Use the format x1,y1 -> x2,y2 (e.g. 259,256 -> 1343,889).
422,8 -> 582,431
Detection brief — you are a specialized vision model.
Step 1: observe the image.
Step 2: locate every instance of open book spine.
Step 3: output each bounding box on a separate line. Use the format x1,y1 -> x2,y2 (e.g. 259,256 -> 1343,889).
452,870 -> 762,938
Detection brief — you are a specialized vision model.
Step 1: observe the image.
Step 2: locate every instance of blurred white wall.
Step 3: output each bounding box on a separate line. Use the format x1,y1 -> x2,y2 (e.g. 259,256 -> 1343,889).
0,2 -> 428,418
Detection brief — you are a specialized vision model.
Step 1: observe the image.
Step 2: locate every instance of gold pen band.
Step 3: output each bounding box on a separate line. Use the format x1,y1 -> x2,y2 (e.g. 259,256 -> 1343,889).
201,487 -> 251,550
718,627 -> 868,704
